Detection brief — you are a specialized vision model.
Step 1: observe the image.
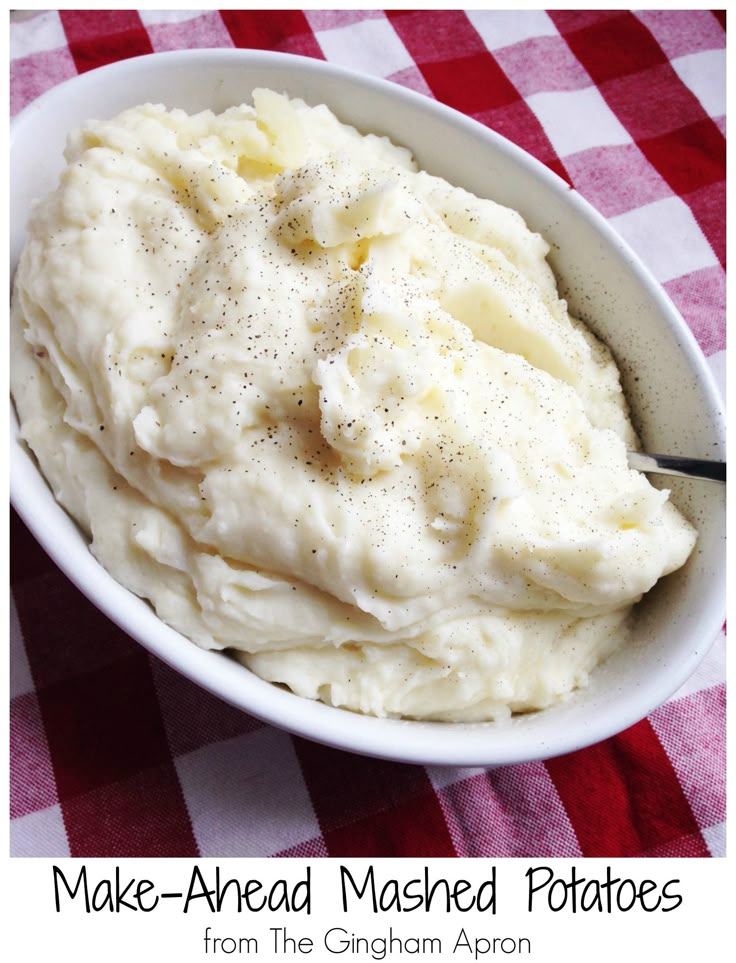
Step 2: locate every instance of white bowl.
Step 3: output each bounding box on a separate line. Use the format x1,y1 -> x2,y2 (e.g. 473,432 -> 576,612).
10,49 -> 726,766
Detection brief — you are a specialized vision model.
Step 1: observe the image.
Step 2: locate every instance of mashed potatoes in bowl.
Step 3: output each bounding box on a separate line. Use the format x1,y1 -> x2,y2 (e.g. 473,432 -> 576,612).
11,87 -> 698,723
10,51 -> 725,763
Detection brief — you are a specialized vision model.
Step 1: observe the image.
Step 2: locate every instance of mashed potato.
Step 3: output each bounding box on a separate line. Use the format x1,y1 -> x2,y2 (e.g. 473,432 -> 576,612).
10,91 -> 697,721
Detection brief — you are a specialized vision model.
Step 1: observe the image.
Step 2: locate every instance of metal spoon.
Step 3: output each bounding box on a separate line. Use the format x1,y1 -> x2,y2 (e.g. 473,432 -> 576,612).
627,451 -> 726,483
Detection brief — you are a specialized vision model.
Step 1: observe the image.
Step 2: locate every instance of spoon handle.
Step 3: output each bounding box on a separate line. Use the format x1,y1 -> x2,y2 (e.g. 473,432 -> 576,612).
628,451 -> 726,483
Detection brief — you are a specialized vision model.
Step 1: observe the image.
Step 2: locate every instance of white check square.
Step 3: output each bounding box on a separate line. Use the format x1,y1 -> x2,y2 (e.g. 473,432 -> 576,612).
609,195 -> 718,284
703,821 -> 725,858
427,766 -> 487,791
10,10 -> 67,60
466,9 -> 558,51
671,49 -> 726,119
176,727 -> 320,856
316,17 -> 414,78
526,86 -> 632,157
666,629 -> 725,703
11,804 -> 70,857
139,10 -> 208,26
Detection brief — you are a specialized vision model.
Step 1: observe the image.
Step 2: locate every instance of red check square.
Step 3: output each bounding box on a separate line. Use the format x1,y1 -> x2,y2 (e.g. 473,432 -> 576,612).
420,52 -> 521,115
551,11 -> 623,33
38,650 -> 171,800
295,739 -> 445,829
60,10 -> 153,73
11,510 -> 58,583
13,568 -> 140,691
150,655 -> 263,759
546,719 -> 709,857
642,831 -> 716,858
638,118 -> 726,197
323,792 -> 456,857
62,761 -> 197,857
220,10 -> 323,59
555,10 -> 668,85
601,63 -> 714,140
387,9 -> 486,64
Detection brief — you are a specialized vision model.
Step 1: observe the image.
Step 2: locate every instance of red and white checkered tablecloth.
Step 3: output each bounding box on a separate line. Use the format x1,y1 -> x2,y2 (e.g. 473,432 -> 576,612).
10,9 -> 725,859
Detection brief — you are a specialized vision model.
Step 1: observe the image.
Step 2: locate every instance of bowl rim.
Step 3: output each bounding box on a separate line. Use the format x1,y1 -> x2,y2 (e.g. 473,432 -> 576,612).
10,48 -> 726,767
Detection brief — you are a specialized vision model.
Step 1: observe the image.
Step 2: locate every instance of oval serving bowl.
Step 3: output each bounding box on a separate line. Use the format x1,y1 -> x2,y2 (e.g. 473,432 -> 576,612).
10,49 -> 726,767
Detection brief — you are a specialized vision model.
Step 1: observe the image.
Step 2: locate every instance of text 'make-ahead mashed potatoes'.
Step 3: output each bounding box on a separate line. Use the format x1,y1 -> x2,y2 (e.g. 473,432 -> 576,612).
11,91 -> 697,721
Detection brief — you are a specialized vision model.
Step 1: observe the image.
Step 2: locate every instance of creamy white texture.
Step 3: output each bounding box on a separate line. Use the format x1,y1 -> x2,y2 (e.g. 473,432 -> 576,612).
11,92 -> 697,721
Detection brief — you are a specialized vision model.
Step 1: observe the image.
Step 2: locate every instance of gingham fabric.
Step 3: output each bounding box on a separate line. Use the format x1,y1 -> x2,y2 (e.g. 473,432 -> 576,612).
10,9 -> 725,859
